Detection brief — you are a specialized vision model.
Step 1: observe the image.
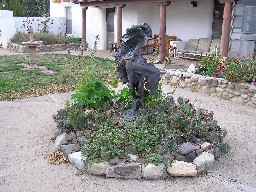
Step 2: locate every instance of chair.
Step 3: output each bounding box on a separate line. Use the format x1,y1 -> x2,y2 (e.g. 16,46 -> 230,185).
177,39 -> 199,58
140,35 -> 177,54
188,38 -> 212,60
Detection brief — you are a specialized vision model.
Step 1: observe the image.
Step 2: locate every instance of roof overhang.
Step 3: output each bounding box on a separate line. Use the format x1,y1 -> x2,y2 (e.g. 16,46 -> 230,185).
218,0 -> 235,3
79,0 -> 172,7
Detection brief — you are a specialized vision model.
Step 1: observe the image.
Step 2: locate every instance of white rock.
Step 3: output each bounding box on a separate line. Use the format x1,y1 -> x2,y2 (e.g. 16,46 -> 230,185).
179,81 -> 186,88
54,133 -> 66,149
87,162 -> 109,176
167,161 -> 197,177
143,163 -> 165,179
187,64 -> 196,73
68,152 -> 87,172
200,142 -> 211,151
166,69 -> 176,76
128,154 -> 138,162
193,152 -> 215,173
184,72 -> 194,78
175,71 -> 182,77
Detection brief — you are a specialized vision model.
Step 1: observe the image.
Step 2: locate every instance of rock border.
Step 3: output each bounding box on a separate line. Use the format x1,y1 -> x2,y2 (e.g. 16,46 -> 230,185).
164,69 -> 256,107
53,132 -> 222,180
7,43 -> 81,53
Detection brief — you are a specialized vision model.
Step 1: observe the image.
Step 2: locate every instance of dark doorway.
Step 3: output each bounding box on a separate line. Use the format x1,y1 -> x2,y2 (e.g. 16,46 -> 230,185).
106,8 -> 115,50
66,7 -> 72,35
212,0 -> 224,39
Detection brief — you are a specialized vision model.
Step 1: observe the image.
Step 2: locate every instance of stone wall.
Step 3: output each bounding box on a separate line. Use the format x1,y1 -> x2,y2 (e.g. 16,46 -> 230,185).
7,43 -> 81,53
229,1 -> 256,57
164,69 -> 256,107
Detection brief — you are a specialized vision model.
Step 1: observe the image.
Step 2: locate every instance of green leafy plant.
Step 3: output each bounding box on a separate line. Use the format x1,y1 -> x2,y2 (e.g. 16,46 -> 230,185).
114,87 -> 132,109
219,142 -> 230,154
196,53 -> 256,83
71,72 -> 113,109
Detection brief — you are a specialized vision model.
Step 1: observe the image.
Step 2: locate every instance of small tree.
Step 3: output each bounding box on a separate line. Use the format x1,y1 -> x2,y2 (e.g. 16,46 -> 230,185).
21,0 -> 49,17
2,0 -> 24,16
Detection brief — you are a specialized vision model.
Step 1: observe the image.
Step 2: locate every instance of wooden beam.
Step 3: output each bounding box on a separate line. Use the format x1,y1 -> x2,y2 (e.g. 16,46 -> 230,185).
220,2 -> 232,57
218,0 -> 235,4
158,1 -> 171,62
80,0 -> 168,7
116,5 -> 125,47
82,7 -> 88,50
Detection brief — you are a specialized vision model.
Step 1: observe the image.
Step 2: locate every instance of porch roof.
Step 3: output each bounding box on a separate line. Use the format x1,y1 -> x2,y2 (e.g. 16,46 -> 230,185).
78,0 -> 234,7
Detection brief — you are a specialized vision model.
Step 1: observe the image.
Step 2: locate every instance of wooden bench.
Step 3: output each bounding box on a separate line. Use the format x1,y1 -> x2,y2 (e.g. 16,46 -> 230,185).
140,35 -> 177,54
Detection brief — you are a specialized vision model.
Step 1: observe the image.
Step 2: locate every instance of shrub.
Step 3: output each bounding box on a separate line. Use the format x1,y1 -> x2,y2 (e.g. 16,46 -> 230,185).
10,32 -> 29,44
71,72 -> 113,109
196,53 -> 256,83
67,36 -> 82,44
34,33 -> 67,45
10,32 -> 67,45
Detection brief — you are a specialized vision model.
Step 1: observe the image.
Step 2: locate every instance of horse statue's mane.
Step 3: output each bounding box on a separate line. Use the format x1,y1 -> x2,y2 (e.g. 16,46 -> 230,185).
115,23 -> 161,114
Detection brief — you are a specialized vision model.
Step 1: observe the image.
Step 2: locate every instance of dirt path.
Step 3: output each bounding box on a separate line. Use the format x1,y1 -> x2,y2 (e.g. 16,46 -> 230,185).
0,86 -> 256,192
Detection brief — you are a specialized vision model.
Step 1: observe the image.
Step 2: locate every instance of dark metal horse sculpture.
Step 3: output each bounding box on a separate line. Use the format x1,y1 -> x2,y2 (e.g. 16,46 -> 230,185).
115,23 -> 161,113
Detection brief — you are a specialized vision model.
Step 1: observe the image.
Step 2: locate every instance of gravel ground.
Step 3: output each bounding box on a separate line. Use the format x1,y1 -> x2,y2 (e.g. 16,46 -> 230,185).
0,85 -> 256,192
0,48 -> 255,191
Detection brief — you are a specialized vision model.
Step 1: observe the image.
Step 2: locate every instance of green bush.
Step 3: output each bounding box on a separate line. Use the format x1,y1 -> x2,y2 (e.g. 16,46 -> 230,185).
67,36 -> 82,44
10,32 -> 67,45
34,33 -> 67,45
10,32 -> 29,44
196,53 -> 256,83
71,72 -> 114,109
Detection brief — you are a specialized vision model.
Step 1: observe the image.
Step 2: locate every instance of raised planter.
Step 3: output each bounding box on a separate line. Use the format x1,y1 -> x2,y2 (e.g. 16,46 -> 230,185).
164,69 -> 256,107
7,43 -> 81,53
54,132 -> 220,180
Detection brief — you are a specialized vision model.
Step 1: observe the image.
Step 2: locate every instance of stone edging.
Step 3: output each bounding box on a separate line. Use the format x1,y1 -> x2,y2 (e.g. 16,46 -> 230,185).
7,43 -> 81,53
54,132 -> 220,180
164,69 -> 256,107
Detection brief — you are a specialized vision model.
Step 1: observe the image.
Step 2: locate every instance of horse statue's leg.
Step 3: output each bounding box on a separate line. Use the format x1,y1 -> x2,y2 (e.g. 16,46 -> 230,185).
138,75 -> 145,107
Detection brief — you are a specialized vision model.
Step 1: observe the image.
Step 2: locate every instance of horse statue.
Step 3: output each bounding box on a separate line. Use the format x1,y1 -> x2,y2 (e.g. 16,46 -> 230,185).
115,23 -> 161,113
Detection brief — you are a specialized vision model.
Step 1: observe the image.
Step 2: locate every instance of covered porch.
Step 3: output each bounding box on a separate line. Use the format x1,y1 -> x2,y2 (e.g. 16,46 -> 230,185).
79,0 -> 234,61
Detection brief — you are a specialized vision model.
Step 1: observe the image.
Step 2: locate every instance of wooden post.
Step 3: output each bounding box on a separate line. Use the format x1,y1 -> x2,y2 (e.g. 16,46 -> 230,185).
220,2 -> 232,57
82,7 -> 88,50
159,1 -> 171,62
116,5 -> 125,47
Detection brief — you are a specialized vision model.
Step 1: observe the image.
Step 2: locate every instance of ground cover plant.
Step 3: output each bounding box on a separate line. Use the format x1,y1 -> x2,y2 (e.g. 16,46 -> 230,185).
0,54 -> 116,100
196,53 -> 256,85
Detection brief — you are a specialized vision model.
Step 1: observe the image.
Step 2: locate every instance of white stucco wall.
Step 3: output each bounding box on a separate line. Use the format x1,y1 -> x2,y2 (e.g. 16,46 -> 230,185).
117,0 -> 214,43
14,17 -> 66,35
50,1 -> 106,50
50,0 -> 214,50
0,10 -> 16,48
50,1 -> 66,17
86,7 -> 107,50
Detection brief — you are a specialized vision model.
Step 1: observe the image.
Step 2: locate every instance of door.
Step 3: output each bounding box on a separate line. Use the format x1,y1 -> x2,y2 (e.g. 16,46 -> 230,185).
66,7 -> 72,35
106,8 -> 115,50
